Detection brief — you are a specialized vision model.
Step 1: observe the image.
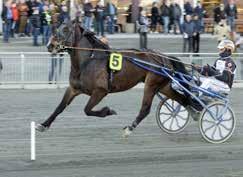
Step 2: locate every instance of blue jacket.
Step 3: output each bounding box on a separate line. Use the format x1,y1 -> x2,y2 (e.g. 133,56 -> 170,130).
182,21 -> 195,37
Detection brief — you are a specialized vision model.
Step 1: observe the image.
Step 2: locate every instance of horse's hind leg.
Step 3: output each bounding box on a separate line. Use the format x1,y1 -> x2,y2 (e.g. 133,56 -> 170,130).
36,87 -> 80,132
84,88 -> 117,117
123,79 -> 160,137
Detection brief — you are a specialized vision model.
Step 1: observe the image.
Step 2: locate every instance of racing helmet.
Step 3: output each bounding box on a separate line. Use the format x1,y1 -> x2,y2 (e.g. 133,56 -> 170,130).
217,40 -> 235,52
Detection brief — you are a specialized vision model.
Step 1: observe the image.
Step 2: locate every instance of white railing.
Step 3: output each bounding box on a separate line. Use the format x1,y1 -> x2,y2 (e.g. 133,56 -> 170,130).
0,52 -> 243,88
0,52 -> 70,88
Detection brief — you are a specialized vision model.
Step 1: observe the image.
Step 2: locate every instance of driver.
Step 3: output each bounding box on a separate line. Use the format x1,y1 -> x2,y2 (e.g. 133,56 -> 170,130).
194,39 -> 236,93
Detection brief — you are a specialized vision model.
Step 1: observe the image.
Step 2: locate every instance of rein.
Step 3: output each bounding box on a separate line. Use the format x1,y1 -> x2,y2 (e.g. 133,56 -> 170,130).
61,45 -> 195,68
55,21 -> 195,68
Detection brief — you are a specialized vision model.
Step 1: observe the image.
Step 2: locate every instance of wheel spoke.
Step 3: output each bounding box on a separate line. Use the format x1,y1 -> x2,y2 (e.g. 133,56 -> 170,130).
204,124 -> 216,133
175,117 -> 181,129
211,126 -> 217,139
206,111 -> 217,121
160,112 -> 172,116
215,105 -> 219,117
221,116 -> 233,122
177,114 -> 187,121
169,117 -> 174,130
219,123 -> 231,131
203,119 -> 215,124
218,125 -> 224,139
162,115 -> 173,124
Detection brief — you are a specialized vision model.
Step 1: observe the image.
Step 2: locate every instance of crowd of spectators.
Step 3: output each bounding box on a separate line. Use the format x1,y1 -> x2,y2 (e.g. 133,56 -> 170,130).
83,0 -> 117,35
0,0 -> 240,53
139,0 -> 239,53
1,0 -> 70,44
147,0 -> 205,35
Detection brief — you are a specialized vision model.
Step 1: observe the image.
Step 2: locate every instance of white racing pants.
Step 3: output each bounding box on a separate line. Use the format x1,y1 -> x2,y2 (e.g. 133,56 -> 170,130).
200,77 -> 230,94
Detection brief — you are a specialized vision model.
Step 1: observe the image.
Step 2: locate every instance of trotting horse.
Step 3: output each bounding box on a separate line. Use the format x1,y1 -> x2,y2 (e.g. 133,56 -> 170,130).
36,20 -> 190,136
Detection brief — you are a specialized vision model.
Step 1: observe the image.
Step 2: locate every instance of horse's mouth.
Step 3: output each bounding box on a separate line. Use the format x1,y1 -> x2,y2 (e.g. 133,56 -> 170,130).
47,46 -> 58,54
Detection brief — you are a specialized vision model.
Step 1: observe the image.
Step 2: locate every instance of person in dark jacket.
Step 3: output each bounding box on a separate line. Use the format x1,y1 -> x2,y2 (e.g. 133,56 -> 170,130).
225,1 -> 237,32
182,15 -> 195,53
126,4 -> 132,23
193,14 -> 203,54
170,1 -> 182,34
150,2 -> 159,33
105,1 -> 117,34
184,0 -> 193,15
160,0 -> 170,34
214,3 -> 226,24
41,5 -> 52,45
1,1 -> 13,42
138,10 -> 149,49
194,0 -> 205,31
194,40 -> 236,93
59,5 -> 70,23
30,8 -> 41,46
95,0 -> 105,36
83,0 -> 95,30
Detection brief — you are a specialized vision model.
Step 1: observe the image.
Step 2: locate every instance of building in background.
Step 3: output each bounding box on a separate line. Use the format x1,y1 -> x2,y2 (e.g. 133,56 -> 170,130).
0,0 -> 242,33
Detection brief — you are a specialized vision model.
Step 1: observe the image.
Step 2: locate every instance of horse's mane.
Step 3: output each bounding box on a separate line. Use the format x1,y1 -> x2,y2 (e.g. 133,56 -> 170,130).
83,31 -> 144,53
84,31 -> 110,50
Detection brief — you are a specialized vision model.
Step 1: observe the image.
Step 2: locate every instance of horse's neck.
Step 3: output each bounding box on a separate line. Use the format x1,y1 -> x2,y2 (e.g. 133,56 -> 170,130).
69,31 -> 108,72
69,38 -> 93,73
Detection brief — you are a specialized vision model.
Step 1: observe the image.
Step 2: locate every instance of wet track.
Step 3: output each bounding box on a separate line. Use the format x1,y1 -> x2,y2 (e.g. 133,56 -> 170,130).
0,88 -> 243,177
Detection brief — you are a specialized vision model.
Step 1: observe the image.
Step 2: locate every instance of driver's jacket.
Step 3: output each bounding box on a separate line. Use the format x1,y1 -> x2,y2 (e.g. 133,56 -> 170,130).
200,57 -> 236,88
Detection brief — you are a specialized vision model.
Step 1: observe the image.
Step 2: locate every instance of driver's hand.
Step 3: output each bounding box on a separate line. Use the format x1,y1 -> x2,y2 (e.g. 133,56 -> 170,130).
192,63 -> 201,70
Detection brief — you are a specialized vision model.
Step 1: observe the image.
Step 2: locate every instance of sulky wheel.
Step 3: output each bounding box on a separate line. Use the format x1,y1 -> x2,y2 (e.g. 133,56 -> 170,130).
156,98 -> 190,134
199,101 -> 236,144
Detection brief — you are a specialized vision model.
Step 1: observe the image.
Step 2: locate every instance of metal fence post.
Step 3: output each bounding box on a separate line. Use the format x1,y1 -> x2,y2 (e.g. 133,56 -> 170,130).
57,56 -> 60,89
189,53 -> 193,64
20,52 -> 25,88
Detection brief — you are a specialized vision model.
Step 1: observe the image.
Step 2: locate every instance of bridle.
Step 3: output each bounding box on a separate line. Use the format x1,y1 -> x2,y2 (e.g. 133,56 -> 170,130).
53,22 -> 76,51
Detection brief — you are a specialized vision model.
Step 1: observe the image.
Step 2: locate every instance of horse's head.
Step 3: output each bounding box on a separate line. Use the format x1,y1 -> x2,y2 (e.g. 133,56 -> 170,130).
47,19 -> 73,53
47,19 -> 89,53
47,19 -> 109,54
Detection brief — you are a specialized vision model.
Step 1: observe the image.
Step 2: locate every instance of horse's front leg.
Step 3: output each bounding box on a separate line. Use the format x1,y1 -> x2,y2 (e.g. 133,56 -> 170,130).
123,82 -> 159,137
84,88 -> 117,117
36,87 -> 80,132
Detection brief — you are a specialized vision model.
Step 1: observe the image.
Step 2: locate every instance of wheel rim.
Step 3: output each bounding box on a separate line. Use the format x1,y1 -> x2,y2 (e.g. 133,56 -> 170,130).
157,99 -> 189,133
200,102 -> 235,143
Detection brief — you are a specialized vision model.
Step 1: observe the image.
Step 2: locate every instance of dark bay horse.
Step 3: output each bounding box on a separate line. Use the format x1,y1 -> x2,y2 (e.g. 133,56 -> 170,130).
36,20 -> 190,137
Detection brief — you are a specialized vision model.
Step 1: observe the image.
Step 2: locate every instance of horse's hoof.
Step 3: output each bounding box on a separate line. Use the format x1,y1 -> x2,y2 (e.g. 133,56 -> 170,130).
35,124 -> 49,132
110,109 -> 117,115
122,126 -> 133,138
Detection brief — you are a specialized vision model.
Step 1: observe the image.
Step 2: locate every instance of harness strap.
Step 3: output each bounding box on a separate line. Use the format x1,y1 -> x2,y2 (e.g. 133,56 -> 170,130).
108,70 -> 113,92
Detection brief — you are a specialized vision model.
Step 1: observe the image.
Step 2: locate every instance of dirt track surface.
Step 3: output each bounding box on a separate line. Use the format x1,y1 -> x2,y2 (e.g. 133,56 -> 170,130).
0,88 -> 243,177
